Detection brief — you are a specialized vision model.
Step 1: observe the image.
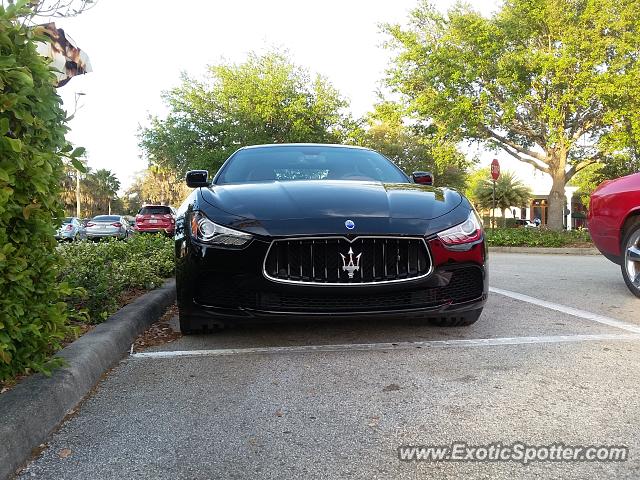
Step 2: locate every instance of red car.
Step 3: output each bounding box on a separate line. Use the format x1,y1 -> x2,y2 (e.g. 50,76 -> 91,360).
588,172 -> 640,297
134,205 -> 176,236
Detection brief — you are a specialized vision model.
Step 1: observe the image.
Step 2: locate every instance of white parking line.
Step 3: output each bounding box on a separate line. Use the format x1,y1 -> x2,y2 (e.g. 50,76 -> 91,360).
131,333 -> 640,359
489,287 -> 640,334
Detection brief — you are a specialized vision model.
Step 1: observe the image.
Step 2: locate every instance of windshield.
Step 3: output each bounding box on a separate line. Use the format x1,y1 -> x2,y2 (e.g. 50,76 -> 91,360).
216,146 -> 409,185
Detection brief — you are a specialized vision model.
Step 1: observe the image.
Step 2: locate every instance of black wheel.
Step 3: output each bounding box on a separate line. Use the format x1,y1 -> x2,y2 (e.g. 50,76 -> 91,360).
178,310 -> 225,334
179,314 -> 196,335
621,218 -> 640,298
428,308 -> 483,327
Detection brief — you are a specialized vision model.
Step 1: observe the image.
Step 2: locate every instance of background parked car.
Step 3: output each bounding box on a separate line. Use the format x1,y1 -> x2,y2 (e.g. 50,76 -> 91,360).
588,172 -> 640,297
123,215 -> 137,235
514,219 -> 539,228
134,205 -> 176,236
85,215 -> 131,241
55,217 -> 86,241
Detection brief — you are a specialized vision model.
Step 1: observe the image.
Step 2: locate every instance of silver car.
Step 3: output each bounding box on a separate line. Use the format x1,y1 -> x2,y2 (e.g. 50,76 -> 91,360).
85,215 -> 130,240
55,217 -> 86,241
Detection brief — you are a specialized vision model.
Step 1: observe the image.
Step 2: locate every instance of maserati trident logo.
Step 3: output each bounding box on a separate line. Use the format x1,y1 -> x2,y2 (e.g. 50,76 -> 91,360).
340,247 -> 362,279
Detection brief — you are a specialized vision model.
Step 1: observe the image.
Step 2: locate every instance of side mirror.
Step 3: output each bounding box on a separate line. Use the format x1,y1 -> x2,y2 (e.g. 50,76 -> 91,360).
186,170 -> 210,188
412,171 -> 434,186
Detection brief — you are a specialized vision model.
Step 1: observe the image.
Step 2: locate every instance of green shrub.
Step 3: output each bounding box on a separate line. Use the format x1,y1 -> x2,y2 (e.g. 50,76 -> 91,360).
0,3 -> 75,382
486,228 -> 592,247
58,235 -> 174,322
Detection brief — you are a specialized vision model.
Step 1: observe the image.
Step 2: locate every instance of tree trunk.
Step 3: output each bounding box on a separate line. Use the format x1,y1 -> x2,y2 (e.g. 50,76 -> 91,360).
501,208 -> 507,228
75,171 -> 81,217
547,156 -> 566,231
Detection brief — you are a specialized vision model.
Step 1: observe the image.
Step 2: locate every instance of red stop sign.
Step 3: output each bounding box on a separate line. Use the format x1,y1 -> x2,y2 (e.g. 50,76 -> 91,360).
491,159 -> 500,181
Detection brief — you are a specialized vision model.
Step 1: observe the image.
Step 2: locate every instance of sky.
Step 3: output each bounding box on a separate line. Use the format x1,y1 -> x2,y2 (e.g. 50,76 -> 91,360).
50,0 -> 550,193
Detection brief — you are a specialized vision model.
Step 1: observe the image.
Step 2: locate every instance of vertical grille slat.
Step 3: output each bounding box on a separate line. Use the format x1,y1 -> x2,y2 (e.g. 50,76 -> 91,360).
382,240 -> 387,279
311,240 -> 316,280
372,239 -> 376,280
395,239 -> 400,278
265,237 -> 431,285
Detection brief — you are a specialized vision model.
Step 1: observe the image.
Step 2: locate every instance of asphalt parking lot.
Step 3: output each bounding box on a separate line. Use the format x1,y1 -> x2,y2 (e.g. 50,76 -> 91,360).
19,253 -> 640,479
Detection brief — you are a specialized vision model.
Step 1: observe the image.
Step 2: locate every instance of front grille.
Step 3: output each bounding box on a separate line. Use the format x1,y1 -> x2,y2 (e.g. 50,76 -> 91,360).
194,266 -> 484,313
263,237 -> 431,285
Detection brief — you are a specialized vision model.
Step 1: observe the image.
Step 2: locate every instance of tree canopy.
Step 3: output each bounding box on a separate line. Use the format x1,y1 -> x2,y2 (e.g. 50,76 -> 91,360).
385,0 -> 640,229
348,101 -> 473,190
139,51 -> 349,176
124,166 -> 191,214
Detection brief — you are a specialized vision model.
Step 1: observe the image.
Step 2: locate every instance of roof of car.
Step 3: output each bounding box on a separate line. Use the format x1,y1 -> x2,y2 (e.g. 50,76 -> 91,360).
238,143 -> 373,151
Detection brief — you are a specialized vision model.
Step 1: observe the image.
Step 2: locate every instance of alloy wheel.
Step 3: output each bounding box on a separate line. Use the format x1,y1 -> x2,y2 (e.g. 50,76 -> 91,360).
624,227 -> 640,295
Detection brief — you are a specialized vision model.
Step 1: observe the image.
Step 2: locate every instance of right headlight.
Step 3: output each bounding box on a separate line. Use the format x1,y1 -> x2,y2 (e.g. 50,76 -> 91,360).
436,210 -> 483,250
190,211 -> 253,248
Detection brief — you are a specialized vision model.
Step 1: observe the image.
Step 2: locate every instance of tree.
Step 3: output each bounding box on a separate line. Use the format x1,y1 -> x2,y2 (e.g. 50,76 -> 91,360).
124,165 -> 191,213
571,154 -> 640,207
22,0 -> 97,18
464,167 -> 491,204
91,169 -> 120,214
473,171 -> 532,227
139,51 -> 349,176
348,102 -> 473,190
385,0 -> 640,230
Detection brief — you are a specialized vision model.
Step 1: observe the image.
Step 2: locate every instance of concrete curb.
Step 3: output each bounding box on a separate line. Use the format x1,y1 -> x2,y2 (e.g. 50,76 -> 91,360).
0,279 -> 176,480
490,246 -> 600,255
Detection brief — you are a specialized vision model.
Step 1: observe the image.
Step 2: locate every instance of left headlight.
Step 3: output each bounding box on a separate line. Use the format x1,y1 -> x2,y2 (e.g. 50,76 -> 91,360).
190,211 -> 253,248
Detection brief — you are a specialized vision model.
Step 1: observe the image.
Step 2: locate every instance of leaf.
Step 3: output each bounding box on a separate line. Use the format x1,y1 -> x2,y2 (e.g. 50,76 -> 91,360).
22,203 -> 39,220
7,69 -> 33,87
0,118 -> 9,135
58,448 -> 72,459
0,168 -> 9,183
70,158 -> 86,172
70,147 -> 86,158
5,137 -> 21,152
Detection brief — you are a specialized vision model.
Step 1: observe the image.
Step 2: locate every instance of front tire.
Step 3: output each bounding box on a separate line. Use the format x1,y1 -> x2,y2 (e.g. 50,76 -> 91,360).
428,308 -> 483,327
178,309 -> 225,334
179,314 -> 196,335
621,219 -> 640,298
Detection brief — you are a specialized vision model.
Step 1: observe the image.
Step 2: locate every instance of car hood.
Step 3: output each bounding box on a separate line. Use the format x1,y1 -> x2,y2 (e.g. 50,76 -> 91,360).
200,180 -> 462,221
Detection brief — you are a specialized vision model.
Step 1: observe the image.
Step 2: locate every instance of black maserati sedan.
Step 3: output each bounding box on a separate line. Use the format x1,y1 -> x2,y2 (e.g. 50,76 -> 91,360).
175,144 -> 488,334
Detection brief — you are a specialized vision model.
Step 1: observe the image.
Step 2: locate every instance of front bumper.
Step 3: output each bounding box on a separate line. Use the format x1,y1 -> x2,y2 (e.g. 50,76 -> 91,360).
177,237 -> 488,322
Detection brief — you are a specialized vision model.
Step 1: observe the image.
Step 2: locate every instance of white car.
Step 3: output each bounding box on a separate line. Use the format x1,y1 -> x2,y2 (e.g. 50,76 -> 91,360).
85,215 -> 130,240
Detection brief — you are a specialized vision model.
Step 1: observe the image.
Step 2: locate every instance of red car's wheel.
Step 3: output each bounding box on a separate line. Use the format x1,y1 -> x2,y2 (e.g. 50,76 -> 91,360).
622,218 -> 640,298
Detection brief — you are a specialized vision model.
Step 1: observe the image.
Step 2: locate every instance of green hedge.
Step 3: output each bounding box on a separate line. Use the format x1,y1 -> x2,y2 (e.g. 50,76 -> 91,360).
58,235 -> 174,322
485,228 -> 592,247
0,3 -> 74,382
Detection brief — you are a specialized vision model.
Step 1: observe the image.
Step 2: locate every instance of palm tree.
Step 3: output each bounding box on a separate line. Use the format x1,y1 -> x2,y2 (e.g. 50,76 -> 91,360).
91,169 -> 121,215
472,171 -> 532,227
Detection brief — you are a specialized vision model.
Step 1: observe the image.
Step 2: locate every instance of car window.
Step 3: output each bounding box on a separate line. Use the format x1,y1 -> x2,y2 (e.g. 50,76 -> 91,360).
93,215 -> 121,222
139,206 -> 172,215
216,146 -> 409,184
